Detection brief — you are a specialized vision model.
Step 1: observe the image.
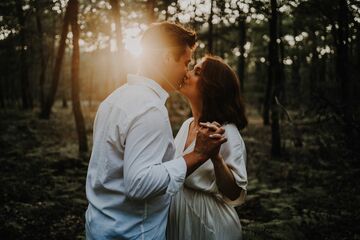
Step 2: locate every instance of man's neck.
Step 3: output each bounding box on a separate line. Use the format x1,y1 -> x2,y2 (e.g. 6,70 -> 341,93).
138,67 -> 173,93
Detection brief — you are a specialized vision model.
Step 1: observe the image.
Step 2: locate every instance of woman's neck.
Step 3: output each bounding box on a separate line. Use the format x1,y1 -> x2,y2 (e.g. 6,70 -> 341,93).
189,99 -> 202,127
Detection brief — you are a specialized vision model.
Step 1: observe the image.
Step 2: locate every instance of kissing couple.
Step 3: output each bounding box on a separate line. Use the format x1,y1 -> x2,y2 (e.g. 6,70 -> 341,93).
85,22 -> 248,240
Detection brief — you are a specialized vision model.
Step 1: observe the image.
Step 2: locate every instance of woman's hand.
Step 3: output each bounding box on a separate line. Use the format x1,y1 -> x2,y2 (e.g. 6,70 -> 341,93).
199,121 -> 224,159
185,121 -> 227,176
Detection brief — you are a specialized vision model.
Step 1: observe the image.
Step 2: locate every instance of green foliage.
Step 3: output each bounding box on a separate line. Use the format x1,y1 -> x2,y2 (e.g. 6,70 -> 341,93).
1,105 -> 359,239
0,108 -> 88,239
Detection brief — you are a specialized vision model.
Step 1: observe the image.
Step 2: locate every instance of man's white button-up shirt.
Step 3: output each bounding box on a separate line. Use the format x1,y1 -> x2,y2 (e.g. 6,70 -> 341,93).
85,74 -> 187,240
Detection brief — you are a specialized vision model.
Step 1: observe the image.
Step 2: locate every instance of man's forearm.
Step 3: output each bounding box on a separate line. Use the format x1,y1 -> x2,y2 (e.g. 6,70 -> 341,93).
183,152 -> 208,176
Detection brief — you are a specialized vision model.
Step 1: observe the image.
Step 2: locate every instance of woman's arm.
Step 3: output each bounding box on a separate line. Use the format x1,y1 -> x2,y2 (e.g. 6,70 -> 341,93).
211,154 -> 242,201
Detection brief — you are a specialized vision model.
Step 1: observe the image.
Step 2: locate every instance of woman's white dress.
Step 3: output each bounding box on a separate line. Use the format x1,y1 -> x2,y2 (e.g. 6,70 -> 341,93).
167,118 -> 248,240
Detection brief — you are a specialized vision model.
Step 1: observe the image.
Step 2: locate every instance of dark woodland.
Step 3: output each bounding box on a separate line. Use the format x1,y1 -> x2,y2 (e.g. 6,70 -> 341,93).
0,0 -> 359,239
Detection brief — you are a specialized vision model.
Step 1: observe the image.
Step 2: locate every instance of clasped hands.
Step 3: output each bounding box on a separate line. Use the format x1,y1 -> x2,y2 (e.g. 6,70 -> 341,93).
193,121 -> 226,162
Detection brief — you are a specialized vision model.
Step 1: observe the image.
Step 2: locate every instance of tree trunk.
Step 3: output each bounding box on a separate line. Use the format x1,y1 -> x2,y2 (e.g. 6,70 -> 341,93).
3,50 -> 14,107
337,0 -> 353,141
0,50 -> 7,108
89,70 -> 93,108
309,30 -> 319,103
109,0 -> 123,53
146,0 -> 157,23
263,29 -> 272,126
278,12 -> 286,105
0,74 -> 4,108
269,0 -> 281,157
16,0 -> 33,110
175,1 -> 181,23
35,0 -> 47,110
319,55 -> 327,84
207,0 -> 214,53
164,0 -> 170,20
49,12 -> 57,78
237,15 -> 246,92
291,48 -> 301,106
69,0 -> 88,154
40,1 -> 72,119
62,91 -> 68,108
263,66 -> 272,125
109,0 -> 125,85
61,74 -> 68,108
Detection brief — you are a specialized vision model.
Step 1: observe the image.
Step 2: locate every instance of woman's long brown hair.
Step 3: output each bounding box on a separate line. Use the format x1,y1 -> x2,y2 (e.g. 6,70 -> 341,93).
198,56 -> 248,130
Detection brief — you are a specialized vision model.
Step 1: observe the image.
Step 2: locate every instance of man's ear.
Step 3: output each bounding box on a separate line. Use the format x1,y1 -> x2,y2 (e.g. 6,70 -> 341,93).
162,50 -> 174,65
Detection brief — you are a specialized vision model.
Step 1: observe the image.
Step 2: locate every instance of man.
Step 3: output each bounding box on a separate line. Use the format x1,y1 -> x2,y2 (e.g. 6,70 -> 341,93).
85,22 -> 226,240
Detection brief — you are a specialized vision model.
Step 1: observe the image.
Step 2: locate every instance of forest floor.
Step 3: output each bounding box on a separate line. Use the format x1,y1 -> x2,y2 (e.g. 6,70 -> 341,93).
0,103 -> 359,240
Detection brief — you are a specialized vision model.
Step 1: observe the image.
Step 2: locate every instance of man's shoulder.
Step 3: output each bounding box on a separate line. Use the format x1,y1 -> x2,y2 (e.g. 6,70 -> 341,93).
103,84 -> 167,120
106,84 -> 159,106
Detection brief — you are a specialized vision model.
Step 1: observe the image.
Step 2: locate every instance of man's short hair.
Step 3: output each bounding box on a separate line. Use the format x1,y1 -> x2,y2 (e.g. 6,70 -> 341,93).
141,22 -> 197,61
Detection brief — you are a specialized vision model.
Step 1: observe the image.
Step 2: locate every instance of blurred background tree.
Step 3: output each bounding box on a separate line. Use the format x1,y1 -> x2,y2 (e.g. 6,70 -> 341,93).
1,0 -> 358,155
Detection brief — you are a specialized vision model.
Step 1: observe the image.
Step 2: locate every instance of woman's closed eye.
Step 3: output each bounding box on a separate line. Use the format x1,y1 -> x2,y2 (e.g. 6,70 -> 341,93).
194,67 -> 201,76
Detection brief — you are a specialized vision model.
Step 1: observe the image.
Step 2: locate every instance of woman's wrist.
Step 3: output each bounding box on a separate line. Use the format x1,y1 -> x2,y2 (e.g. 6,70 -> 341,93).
211,154 -> 224,165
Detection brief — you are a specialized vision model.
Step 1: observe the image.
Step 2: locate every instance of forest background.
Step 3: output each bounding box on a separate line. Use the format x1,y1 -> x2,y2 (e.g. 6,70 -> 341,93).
0,0 -> 359,239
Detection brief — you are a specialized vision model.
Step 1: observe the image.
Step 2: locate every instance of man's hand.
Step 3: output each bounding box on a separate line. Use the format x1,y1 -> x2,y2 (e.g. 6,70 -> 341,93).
183,121 -> 227,176
194,121 -> 227,161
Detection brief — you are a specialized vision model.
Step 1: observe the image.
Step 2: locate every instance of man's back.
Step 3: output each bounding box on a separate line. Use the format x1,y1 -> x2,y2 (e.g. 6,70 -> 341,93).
85,74 -> 187,239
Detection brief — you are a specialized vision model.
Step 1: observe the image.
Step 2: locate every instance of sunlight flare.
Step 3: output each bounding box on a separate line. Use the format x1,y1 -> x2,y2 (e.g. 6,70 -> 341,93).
123,25 -> 144,57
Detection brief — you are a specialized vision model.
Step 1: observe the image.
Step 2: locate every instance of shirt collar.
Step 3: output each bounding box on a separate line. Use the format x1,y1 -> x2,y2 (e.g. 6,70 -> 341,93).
127,74 -> 169,105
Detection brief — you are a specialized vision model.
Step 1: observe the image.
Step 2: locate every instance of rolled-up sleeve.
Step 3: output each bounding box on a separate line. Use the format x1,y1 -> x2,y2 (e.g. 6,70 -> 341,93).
123,106 -> 186,200
163,156 -> 187,195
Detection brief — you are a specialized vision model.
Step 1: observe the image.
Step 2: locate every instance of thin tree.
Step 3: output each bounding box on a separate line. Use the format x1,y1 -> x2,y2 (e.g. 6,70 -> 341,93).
146,0 -> 157,22
109,0 -> 125,86
109,0 -> 123,53
69,0 -> 88,153
278,11 -> 286,105
163,0 -> 172,20
309,30 -> 319,102
263,28 -> 272,125
15,0 -> 33,109
269,0 -> 281,157
40,0 -> 72,118
34,0 -> 47,109
336,0 -> 353,139
290,24 -> 301,106
207,0 -> 214,53
0,75 -> 4,108
237,14 -> 246,92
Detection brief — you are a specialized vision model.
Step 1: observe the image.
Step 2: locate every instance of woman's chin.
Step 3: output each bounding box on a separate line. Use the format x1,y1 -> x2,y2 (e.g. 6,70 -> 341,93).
178,87 -> 189,97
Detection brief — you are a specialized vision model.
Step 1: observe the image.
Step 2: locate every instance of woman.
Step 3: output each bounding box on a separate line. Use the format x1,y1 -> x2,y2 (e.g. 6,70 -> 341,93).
167,56 -> 248,240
